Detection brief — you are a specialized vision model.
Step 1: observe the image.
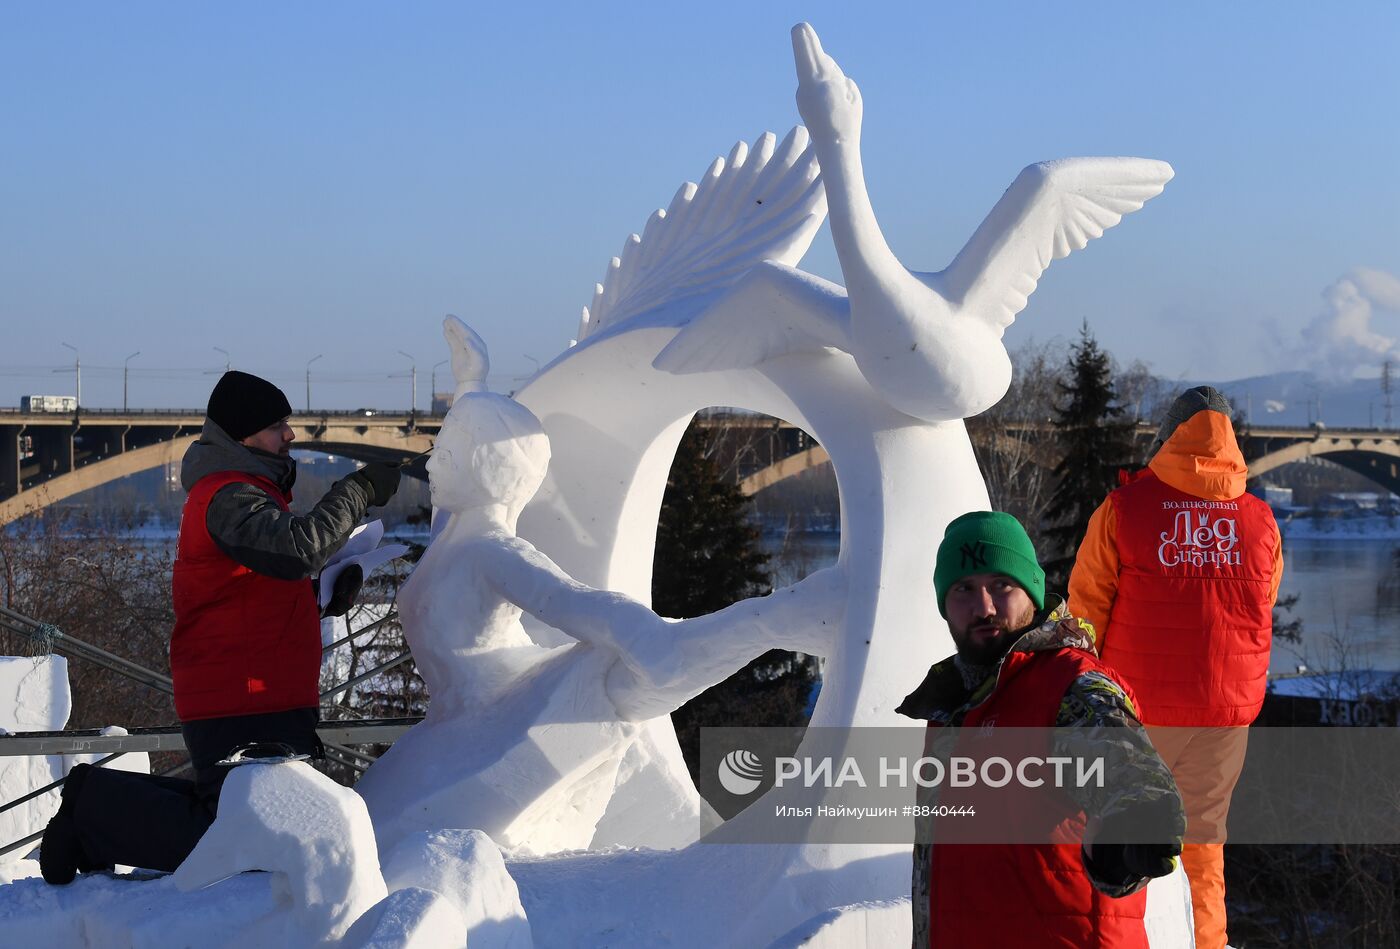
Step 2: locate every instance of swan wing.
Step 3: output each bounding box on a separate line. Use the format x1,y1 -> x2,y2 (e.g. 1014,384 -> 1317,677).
653,261 -> 851,374
939,157 -> 1173,334
578,127 -> 827,342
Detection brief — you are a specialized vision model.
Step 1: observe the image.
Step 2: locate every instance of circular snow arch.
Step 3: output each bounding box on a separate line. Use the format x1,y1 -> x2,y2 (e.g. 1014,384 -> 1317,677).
512,321 -> 988,850
515,324 -> 988,728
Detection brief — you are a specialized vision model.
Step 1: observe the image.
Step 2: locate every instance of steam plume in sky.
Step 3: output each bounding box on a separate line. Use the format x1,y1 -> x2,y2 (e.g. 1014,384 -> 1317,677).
1301,268 -> 1400,380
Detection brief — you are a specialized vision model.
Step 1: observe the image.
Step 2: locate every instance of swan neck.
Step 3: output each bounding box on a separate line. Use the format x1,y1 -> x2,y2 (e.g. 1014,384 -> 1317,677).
815,136 -> 903,288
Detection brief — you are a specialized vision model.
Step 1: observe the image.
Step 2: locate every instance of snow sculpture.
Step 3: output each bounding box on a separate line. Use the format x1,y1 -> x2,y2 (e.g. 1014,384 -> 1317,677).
173,761 -> 386,947
380,829 -> 531,948
494,22 -> 1176,947
356,318 -> 843,856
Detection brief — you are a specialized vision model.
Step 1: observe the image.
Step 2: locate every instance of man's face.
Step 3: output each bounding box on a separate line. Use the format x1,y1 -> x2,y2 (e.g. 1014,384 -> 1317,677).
240,418 -> 295,456
945,572 -> 1036,665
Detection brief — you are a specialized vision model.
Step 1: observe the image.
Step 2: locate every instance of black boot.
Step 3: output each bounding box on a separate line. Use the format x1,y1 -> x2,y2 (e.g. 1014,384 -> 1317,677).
39,765 -> 112,884
40,764 -> 89,884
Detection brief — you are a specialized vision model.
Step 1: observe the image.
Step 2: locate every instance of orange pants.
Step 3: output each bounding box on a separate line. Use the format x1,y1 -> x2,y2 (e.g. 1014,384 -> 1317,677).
1148,726 -> 1249,949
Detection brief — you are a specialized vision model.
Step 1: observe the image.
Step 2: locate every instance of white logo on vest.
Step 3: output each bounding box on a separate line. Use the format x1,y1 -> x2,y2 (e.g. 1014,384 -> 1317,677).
1158,509 -> 1241,568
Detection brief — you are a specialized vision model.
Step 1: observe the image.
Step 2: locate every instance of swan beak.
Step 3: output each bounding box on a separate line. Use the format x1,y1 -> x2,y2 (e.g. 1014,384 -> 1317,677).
791,23 -> 826,79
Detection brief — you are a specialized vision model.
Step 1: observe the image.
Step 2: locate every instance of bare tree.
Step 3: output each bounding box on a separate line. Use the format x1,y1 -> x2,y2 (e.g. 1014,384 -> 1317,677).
967,340 -> 1065,557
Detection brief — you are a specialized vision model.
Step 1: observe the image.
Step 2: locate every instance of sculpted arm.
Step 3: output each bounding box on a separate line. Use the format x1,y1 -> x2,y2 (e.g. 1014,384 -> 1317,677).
477,534 -> 845,721
475,534 -> 665,647
600,566 -> 846,722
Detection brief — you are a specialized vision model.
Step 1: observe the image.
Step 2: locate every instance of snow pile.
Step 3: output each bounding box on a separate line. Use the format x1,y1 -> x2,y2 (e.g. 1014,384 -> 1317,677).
0,656 -> 71,863
172,760 -> 386,946
341,886 -> 466,948
380,829 -> 531,947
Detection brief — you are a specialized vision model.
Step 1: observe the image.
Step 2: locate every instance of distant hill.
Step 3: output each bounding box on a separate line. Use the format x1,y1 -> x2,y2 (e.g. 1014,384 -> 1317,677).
1193,371 -> 1396,429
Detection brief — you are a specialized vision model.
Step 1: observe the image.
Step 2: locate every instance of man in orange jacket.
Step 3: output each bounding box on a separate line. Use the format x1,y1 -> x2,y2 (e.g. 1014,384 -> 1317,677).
1069,386 -> 1283,949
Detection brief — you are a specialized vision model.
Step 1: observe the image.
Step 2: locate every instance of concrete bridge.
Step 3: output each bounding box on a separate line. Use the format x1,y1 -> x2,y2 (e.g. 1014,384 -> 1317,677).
0,409 -> 439,525
1,408 -> 1395,524
728,420 -> 1400,498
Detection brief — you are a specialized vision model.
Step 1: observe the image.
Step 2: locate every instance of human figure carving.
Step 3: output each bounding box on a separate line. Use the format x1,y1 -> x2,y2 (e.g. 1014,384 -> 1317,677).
357,317 -> 842,855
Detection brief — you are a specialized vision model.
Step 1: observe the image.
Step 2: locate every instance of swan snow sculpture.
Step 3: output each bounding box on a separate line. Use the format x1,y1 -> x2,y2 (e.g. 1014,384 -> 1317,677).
494,22 -> 1180,948
656,24 -> 1174,424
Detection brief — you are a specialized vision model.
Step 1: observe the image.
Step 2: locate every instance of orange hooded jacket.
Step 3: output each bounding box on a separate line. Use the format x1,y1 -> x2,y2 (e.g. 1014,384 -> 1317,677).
1068,410 -> 1283,726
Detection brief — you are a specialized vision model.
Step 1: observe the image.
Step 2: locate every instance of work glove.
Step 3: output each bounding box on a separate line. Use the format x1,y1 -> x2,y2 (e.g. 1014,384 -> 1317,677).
1084,804 -> 1184,883
320,564 -> 363,619
353,461 -> 402,507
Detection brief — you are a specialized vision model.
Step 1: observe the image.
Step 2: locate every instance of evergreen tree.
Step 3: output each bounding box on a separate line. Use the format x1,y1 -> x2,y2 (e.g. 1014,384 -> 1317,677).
1043,323 -> 1135,591
653,422 -> 819,788
652,427 -> 772,618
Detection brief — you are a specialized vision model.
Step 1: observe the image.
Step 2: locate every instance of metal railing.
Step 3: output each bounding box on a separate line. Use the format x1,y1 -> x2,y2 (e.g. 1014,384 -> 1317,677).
0,605 -> 422,859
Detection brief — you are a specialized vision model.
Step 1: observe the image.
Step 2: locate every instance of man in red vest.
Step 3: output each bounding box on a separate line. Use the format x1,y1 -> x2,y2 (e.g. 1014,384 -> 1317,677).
898,511 -> 1185,948
1070,386 -> 1283,949
41,371 -> 402,883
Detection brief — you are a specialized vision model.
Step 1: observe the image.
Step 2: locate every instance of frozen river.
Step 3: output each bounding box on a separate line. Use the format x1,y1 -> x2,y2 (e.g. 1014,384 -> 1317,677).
762,530 -> 1400,675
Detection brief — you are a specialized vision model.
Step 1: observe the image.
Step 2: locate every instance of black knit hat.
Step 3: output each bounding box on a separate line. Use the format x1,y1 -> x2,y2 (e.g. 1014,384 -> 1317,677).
206,371 -> 292,441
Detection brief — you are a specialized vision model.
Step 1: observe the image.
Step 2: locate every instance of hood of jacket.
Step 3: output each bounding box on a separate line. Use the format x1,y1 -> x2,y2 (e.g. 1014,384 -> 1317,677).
181,419 -> 296,495
896,596 -> 1098,723
1146,409 -> 1247,501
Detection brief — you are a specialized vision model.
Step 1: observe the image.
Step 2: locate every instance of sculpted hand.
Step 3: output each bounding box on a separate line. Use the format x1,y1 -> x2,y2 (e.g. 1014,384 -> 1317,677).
792,23 -> 863,145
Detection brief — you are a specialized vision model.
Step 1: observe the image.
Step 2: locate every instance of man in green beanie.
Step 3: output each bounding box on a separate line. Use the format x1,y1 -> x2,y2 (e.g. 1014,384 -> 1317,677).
897,511 -> 1185,949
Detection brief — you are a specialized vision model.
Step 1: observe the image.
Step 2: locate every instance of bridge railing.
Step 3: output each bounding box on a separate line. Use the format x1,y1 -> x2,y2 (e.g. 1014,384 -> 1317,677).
0,604 -> 418,860
0,408 -> 447,419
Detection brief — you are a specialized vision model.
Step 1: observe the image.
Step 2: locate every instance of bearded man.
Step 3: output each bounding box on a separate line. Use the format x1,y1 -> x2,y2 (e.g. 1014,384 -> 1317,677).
897,511 -> 1185,948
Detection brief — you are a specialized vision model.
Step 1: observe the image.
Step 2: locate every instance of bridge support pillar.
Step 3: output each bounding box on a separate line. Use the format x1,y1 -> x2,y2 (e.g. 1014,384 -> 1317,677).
0,426 -> 19,498
30,427 -> 74,479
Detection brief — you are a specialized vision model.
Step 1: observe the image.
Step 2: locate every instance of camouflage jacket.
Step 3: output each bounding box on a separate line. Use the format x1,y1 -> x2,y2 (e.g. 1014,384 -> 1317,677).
896,597 -> 1184,949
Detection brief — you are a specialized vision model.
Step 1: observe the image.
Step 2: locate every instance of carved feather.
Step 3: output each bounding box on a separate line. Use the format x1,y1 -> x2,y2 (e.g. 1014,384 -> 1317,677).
578,127 -> 827,339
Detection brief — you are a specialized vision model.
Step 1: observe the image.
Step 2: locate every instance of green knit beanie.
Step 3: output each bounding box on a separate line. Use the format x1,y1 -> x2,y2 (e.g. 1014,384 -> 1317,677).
934,511 -> 1045,617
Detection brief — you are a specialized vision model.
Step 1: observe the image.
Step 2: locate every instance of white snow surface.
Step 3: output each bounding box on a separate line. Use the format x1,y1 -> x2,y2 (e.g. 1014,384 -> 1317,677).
341,887 -> 468,949
381,829 -> 531,947
173,760 -> 386,946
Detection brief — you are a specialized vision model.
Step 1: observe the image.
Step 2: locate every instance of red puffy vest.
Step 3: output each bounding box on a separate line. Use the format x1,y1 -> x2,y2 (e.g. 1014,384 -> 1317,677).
1099,470 -> 1276,726
926,647 -> 1149,949
170,471 -> 322,721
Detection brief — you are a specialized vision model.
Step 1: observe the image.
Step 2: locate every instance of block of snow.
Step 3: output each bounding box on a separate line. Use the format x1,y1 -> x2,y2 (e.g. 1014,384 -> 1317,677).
0,655 -> 71,861
173,760 -> 386,945
381,829 -> 531,948
341,886 -> 468,949
1144,863 -> 1196,948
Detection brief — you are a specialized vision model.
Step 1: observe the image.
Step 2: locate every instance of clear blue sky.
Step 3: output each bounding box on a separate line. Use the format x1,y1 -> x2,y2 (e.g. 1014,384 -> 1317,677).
3,1 -> 1397,410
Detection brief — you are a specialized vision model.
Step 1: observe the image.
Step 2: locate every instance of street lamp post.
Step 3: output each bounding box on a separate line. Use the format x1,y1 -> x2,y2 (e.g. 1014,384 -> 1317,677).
431,360 -> 447,414
214,347 -> 230,373
397,350 -> 416,419
124,351 -> 141,411
306,354 -> 323,412
61,342 -> 80,410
